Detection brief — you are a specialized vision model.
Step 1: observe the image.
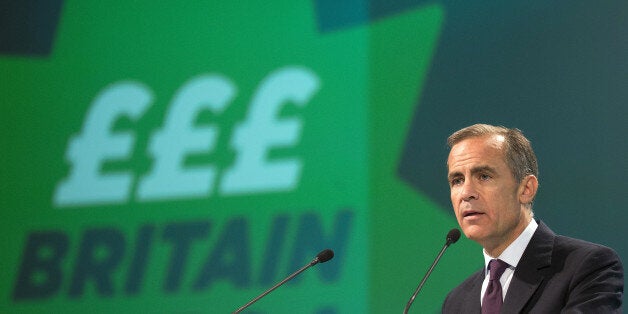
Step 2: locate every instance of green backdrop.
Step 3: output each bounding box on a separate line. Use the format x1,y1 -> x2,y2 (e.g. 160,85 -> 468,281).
2,1 -> 625,313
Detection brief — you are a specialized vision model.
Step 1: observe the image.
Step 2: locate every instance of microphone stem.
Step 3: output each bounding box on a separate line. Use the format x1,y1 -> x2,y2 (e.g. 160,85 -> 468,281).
403,243 -> 451,314
233,258 -> 319,313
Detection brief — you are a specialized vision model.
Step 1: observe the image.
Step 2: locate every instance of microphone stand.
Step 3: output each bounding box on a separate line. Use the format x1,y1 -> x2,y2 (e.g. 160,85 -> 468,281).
403,229 -> 459,314
403,243 -> 451,314
233,258 -> 320,313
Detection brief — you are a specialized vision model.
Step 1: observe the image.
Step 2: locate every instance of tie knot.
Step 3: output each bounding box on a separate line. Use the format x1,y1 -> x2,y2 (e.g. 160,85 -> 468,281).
488,259 -> 509,280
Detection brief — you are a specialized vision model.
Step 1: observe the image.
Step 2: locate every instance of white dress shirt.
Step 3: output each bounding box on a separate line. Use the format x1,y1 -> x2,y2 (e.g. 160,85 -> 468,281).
480,219 -> 538,305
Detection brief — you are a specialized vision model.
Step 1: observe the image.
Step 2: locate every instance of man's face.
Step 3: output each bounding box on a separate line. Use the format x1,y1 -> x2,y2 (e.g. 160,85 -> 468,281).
447,135 -> 529,255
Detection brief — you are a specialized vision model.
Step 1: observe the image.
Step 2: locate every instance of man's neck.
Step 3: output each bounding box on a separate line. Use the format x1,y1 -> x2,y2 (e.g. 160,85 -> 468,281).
484,215 -> 533,258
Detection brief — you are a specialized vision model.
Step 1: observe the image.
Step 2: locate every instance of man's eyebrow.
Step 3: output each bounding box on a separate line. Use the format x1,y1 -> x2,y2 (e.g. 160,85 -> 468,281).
470,165 -> 497,175
447,171 -> 462,181
447,165 -> 496,180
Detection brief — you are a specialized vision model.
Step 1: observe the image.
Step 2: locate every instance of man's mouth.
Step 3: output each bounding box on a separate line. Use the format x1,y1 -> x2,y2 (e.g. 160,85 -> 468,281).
463,211 -> 483,218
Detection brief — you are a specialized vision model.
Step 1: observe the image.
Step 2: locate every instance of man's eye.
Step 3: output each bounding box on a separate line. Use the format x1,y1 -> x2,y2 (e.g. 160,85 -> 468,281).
451,178 -> 463,186
479,174 -> 491,181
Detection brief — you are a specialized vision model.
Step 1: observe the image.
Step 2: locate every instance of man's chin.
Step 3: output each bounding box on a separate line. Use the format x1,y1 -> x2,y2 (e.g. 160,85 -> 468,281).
461,225 -> 486,242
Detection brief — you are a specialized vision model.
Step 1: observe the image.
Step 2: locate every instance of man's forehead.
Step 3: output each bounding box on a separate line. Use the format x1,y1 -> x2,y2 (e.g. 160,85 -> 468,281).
447,135 -> 507,166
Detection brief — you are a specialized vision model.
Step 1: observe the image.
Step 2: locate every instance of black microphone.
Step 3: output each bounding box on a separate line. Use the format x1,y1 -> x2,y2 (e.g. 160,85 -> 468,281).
403,228 -> 461,314
233,249 -> 335,313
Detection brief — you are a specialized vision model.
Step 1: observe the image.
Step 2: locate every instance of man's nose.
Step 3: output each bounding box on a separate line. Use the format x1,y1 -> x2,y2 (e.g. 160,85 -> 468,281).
461,180 -> 479,201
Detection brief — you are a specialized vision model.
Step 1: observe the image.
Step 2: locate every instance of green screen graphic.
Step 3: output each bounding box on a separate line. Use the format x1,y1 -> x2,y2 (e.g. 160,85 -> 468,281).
1,1 -> 452,313
3,1 -> 626,313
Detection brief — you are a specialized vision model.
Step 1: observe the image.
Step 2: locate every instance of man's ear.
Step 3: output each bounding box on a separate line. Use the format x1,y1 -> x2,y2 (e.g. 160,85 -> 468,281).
519,175 -> 538,205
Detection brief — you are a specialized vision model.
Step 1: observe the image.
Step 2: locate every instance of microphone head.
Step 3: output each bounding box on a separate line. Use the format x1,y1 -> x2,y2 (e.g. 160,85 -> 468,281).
316,249 -> 334,263
446,228 -> 461,245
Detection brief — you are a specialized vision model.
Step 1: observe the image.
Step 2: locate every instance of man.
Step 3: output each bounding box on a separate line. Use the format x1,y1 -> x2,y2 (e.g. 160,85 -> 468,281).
441,124 -> 623,313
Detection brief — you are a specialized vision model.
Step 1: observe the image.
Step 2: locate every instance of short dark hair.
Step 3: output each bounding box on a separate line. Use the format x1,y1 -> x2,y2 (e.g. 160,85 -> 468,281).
447,124 -> 539,183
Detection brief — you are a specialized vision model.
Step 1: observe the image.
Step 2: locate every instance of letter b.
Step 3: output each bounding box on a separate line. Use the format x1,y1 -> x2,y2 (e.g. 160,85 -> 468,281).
13,231 -> 68,300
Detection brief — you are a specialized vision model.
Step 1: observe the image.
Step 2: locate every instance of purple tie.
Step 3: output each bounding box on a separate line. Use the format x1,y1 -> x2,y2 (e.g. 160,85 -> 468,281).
482,259 -> 509,314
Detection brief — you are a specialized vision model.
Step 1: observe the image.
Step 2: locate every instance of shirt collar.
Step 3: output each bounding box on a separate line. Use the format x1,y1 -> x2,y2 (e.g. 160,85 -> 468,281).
483,218 -> 538,273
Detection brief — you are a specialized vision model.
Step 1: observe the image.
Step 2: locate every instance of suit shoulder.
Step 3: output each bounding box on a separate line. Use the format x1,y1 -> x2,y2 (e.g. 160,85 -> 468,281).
443,268 -> 483,306
554,234 -> 622,262
443,269 -> 483,313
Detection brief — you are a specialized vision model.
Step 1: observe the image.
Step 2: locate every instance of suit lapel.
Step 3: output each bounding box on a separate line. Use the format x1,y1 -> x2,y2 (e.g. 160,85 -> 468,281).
462,270 -> 484,314
502,221 -> 555,313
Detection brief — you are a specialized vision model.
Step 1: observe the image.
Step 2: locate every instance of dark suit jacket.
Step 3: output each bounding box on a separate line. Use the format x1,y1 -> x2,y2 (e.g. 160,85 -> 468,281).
442,221 -> 623,313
